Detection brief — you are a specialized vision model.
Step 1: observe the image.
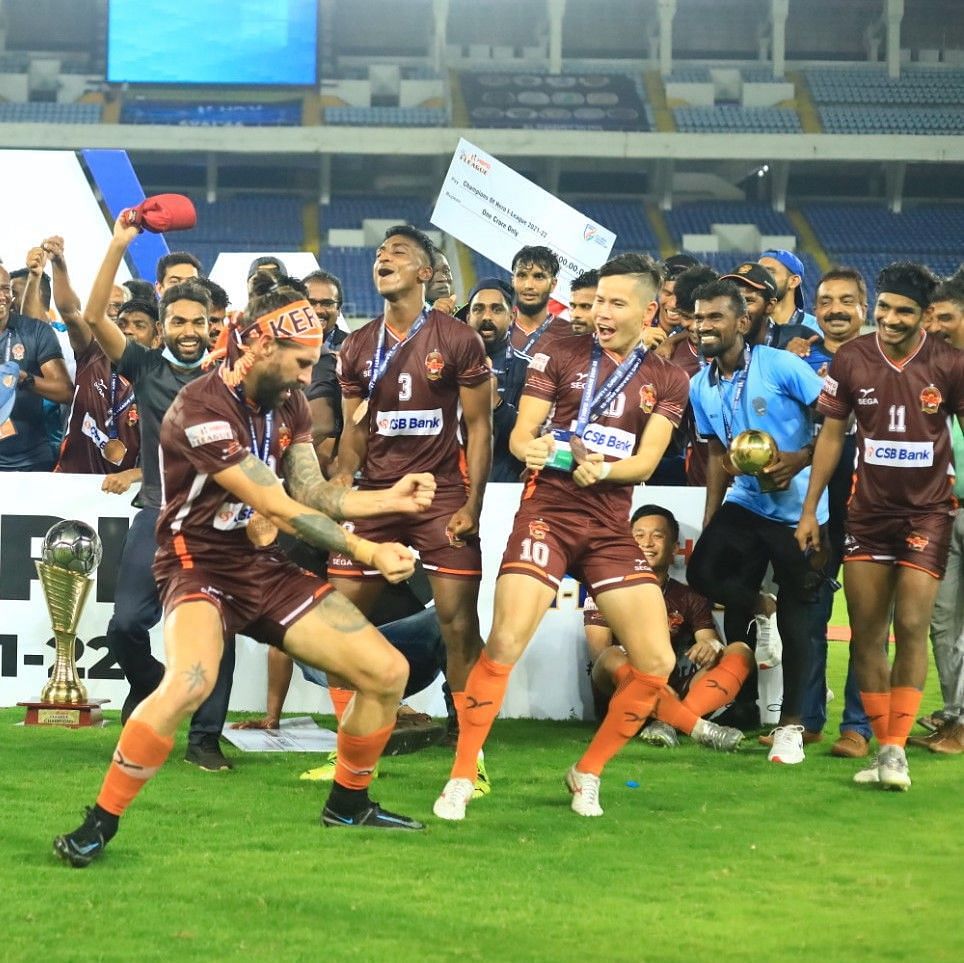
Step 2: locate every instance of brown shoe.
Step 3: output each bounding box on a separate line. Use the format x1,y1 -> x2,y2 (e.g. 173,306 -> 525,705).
923,720 -> 964,755
831,730 -> 869,758
758,729 -> 823,747
393,705 -> 437,730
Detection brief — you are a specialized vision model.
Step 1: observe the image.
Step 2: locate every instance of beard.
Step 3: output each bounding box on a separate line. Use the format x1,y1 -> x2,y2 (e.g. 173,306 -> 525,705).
515,294 -> 550,317
252,370 -> 298,410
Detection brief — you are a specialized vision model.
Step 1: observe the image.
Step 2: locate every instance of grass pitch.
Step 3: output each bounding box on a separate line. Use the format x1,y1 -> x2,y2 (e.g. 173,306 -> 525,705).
1,645 -> 962,963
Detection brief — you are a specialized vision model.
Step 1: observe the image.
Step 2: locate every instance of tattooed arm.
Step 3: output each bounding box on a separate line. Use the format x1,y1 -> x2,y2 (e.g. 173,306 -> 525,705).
282,442 -> 436,520
212,454 -> 415,581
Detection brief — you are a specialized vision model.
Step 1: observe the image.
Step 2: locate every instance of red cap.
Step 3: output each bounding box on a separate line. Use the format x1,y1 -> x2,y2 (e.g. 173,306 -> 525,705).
122,193 -> 197,234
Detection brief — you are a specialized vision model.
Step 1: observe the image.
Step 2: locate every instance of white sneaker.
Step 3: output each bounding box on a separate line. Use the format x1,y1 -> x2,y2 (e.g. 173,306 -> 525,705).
565,765 -> 603,817
767,724 -> 805,764
432,778 -> 474,821
853,753 -> 881,784
878,744 -> 911,791
753,600 -> 782,669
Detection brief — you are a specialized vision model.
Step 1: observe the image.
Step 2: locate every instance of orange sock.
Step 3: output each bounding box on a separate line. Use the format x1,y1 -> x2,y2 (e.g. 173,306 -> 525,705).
329,687 -> 353,722
334,722 -> 393,790
859,691 -> 891,745
655,686 -> 699,735
96,719 -> 174,817
453,691 -> 467,727
887,686 -> 923,747
450,652 -> 512,781
577,668 -> 666,776
682,650 -> 752,718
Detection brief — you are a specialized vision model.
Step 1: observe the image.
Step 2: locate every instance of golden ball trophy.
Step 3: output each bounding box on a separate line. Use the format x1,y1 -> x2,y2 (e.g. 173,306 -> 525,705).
729,429 -> 781,492
18,520 -> 110,727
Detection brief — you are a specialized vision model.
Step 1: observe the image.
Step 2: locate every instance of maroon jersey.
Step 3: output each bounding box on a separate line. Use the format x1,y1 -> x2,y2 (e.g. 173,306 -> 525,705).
667,337 -> 711,486
154,370 -> 312,566
337,308 -> 489,489
523,334 -> 689,523
55,340 -> 140,474
585,578 -> 715,659
818,331 -> 964,515
669,337 -> 702,378
508,313 -> 574,353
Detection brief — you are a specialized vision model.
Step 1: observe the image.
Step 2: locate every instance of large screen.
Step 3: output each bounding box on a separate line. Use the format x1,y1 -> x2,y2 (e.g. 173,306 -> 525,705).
107,0 -> 318,86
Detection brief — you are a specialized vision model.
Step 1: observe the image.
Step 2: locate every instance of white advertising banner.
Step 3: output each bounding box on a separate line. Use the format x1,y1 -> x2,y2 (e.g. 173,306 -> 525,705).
431,138 -> 616,304
0,474 -> 705,720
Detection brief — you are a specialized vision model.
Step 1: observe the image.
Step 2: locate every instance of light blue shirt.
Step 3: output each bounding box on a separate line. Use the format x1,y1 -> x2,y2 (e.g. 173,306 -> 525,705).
691,344 -> 829,525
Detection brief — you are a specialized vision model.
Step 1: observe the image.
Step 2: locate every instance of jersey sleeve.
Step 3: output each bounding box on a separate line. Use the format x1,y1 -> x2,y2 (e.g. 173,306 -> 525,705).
521,346 -> 560,402
816,348 -> 855,420
335,330 -> 366,399
452,320 -> 491,388
652,358 -> 690,428
35,321 -> 65,367
167,399 -> 250,477
682,586 -> 716,634
287,390 -> 314,446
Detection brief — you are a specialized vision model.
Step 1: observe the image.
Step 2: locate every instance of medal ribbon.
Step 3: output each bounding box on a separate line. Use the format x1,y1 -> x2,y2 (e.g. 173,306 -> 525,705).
507,314 -> 554,363
366,307 -> 429,399
574,341 -> 648,436
711,344 -> 752,446
106,370 -> 135,440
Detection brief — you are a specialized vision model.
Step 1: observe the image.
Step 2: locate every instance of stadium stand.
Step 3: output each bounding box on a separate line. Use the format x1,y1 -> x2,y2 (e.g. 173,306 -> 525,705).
324,106 -> 448,126
189,194 -> 305,252
120,101 -> 303,126
0,102 -> 101,123
803,203 -> 964,256
663,202 -> 796,240
673,105 -> 802,133
321,196 -> 435,230
320,246 -> 383,317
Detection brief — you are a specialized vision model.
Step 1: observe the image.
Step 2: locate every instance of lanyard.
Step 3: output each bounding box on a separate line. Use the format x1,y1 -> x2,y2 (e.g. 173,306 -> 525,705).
712,344 -> 752,446
231,384 -> 273,464
324,328 -> 340,350
763,318 -> 777,347
1,329 -> 17,363
508,314 -> 554,362
368,308 -> 428,397
788,308 -> 805,327
106,370 -> 136,439
574,341 -> 647,435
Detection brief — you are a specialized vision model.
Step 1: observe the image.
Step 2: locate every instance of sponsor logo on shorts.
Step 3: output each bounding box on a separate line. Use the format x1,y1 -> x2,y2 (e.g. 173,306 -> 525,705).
529,352 -> 550,373
920,384 -> 942,415
906,531 -> 929,552
375,408 -> 444,436
822,375 -> 838,397
528,518 -> 550,541
639,383 -> 656,414
843,533 -> 858,554
863,439 -> 934,467
857,387 -> 878,406
581,424 -> 635,458
185,420 -> 234,448
425,349 -> 445,381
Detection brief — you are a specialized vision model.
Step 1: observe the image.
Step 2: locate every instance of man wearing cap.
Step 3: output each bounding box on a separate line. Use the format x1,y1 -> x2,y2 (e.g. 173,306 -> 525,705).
759,249 -> 820,332
246,256 -> 288,298
464,276 -> 520,481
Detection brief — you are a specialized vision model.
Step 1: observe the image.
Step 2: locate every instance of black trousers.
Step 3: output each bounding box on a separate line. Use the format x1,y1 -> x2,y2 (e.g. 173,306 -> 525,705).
687,501 -> 821,719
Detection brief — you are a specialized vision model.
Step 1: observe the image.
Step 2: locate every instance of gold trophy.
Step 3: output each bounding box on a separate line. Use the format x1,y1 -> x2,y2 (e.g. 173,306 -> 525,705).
18,520 -> 109,727
729,429 -> 781,493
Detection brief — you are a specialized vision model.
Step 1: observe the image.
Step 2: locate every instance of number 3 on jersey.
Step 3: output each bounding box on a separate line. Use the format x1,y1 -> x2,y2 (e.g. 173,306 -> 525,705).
398,372 -> 412,402
520,537 -> 550,568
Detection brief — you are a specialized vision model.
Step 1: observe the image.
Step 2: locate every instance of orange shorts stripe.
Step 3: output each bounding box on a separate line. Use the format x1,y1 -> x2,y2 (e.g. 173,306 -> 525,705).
327,567 -> 367,579
430,565 -> 483,577
593,572 -> 659,594
501,561 -> 556,580
173,533 -> 194,570
169,591 -> 221,611
896,560 -> 941,579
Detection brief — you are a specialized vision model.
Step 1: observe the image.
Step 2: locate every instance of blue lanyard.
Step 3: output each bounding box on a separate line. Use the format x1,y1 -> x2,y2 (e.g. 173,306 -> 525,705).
368,308 -> 428,397
106,370 -> 135,439
247,410 -> 273,464
324,329 -> 340,350
712,344 -> 752,445
508,314 -> 554,362
574,341 -> 647,435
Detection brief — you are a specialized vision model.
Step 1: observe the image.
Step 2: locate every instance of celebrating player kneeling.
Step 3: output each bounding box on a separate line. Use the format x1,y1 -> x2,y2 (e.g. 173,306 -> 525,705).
55,286 -> 437,867
433,253 -> 690,820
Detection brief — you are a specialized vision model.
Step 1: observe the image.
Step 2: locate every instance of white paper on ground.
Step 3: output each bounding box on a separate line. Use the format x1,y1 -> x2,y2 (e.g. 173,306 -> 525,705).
221,715 -> 337,753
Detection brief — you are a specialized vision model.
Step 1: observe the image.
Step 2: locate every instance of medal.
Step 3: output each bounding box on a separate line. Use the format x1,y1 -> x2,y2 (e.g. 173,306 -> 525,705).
245,511 -> 279,547
103,438 -> 128,466
352,399 -> 369,426
569,435 -> 589,465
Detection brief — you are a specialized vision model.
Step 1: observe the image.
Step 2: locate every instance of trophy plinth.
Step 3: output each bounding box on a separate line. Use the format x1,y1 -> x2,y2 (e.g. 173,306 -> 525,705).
18,521 -> 109,728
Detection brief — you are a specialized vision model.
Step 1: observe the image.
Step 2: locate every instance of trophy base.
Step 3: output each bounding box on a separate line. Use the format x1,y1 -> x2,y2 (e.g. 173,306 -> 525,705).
18,699 -> 110,728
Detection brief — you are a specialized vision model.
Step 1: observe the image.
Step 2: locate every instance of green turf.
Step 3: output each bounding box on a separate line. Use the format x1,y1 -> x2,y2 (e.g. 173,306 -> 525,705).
1,645 -> 961,963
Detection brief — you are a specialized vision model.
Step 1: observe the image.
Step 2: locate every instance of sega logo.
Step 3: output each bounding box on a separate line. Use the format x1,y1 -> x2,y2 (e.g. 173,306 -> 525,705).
375,408 -> 444,437
863,439 -> 933,467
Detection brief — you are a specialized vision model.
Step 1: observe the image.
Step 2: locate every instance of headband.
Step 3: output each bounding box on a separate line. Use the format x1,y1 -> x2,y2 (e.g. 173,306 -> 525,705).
204,299 -> 324,386
878,281 -> 930,310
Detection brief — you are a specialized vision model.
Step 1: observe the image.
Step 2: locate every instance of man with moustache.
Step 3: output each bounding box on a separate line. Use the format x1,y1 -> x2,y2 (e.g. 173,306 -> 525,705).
568,269 -> 598,336
913,271 -> 964,754
797,262 -> 964,789
84,215 -> 233,770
